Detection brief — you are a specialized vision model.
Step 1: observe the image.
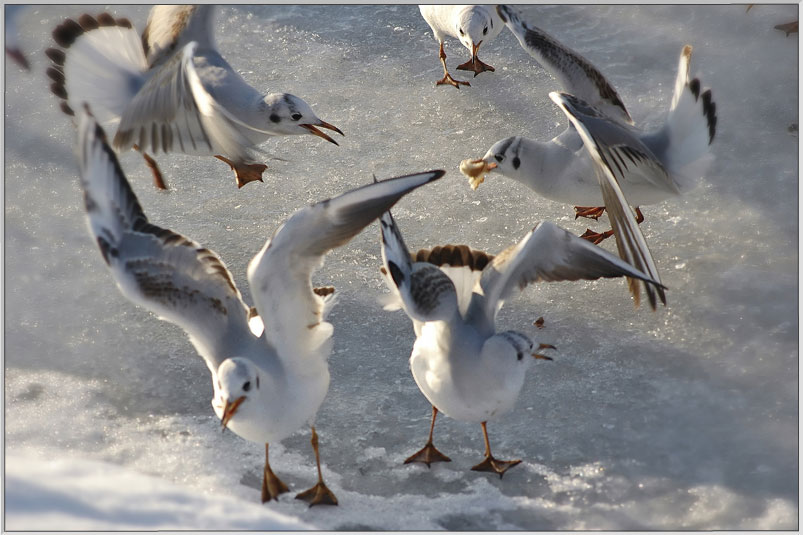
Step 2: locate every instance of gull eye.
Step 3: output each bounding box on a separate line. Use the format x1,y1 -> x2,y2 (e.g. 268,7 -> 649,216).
483,27 -> 488,35
243,381 -> 251,392
494,154 -> 504,163
291,113 -> 303,121
459,28 -> 464,36
512,156 -> 521,169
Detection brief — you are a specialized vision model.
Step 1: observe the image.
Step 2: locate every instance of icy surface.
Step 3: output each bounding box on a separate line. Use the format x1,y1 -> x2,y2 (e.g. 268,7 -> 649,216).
4,4 -> 798,531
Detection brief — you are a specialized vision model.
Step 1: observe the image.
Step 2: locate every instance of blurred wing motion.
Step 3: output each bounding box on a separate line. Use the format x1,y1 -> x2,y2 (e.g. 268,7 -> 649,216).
113,42 -> 276,162
550,92 -> 667,308
474,221 -> 665,321
248,170 -> 445,362
77,106 -> 257,372
497,4 -> 633,125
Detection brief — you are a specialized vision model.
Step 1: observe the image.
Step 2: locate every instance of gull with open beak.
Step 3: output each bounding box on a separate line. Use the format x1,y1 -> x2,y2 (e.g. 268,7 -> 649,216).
75,104 -> 443,505
419,5 -> 503,88
462,6 -> 718,308
46,5 -> 343,190
377,205 -> 663,476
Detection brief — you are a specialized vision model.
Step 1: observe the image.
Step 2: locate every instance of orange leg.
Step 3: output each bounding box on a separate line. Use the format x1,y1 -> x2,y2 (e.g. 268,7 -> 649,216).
133,144 -> 167,190
261,443 -> 290,503
470,421 -> 521,478
295,426 -> 338,507
215,155 -> 267,188
456,42 -> 495,77
435,41 -> 470,89
404,405 -> 452,466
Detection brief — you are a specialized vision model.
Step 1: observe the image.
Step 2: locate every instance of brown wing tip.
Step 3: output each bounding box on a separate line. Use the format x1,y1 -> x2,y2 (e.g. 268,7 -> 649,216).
52,18 -> 83,47
45,47 -> 66,66
52,13 -> 132,48
413,244 -> 494,271
313,286 -> 336,298
682,44 -> 693,61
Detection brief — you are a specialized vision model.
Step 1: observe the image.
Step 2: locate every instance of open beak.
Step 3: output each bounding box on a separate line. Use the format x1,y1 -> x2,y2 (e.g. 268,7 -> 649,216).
220,396 -> 246,430
301,121 -> 344,146
484,160 -> 497,171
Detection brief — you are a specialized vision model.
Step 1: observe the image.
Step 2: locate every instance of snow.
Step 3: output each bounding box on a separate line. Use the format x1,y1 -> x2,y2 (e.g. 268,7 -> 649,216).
4,4 -> 798,531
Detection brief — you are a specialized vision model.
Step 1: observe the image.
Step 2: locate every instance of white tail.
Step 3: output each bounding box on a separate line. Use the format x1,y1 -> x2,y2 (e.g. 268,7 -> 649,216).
49,15 -> 148,134
655,45 -> 717,194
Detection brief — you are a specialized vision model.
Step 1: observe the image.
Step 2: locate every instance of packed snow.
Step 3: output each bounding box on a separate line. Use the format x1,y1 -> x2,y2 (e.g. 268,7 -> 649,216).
4,4 -> 798,531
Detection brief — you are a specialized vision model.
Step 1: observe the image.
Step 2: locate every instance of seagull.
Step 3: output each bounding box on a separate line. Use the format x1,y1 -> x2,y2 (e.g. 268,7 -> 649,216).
461,5 -> 717,307
377,206 -> 663,476
47,5 -> 343,190
419,5 -> 504,88
75,104 -> 443,505
5,5 -> 30,70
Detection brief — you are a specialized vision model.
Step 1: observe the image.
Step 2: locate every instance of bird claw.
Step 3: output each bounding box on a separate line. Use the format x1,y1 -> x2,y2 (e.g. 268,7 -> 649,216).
456,57 -> 495,76
470,455 -> 521,478
436,73 -> 470,89
295,481 -> 338,507
404,441 -> 452,467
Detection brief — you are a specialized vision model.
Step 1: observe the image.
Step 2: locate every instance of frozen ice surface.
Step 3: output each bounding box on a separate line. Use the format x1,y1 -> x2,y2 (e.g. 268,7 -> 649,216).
4,4 -> 798,531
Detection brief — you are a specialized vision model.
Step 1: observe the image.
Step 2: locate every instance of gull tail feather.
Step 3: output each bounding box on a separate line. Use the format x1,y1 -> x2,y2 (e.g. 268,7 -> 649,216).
655,45 -> 717,194
49,15 -> 147,132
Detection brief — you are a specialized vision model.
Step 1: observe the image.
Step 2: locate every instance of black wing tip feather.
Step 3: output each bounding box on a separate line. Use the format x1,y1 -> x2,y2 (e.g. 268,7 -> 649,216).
701,89 -> 717,144
688,77 -> 717,145
327,169 -> 445,206
80,105 -> 149,229
497,4 -> 514,23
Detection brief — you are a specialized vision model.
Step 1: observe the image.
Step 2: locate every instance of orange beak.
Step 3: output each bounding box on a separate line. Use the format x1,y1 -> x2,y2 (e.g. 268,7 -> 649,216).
485,160 -> 498,171
472,41 -> 483,60
220,396 -> 246,430
301,121 -> 344,146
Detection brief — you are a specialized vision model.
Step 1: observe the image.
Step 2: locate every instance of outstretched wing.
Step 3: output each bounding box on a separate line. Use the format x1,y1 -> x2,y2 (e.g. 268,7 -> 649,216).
472,221 -> 664,324
141,5 -> 215,68
497,4 -> 633,125
248,170 -> 445,365
378,211 -> 462,336
78,106 -> 257,373
550,91 -> 668,308
113,41 -> 268,162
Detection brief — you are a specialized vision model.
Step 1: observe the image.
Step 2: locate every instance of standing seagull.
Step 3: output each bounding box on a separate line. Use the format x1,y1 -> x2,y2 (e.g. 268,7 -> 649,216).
48,5 -> 343,190
462,5 -> 716,307
419,5 -> 504,88
378,208 -> 663,475
76,105 -> 442,504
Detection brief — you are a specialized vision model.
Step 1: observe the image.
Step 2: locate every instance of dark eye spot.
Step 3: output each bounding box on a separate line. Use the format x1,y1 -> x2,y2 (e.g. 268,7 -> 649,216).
494,154 -> 504,163
256,376 -> 260,389
512,156 -> 520,169
483,27 -> 488,35
269,113 -> 280,123
243,381 -> 251,392
459,28 -> 464,35
291,113 -> 302,121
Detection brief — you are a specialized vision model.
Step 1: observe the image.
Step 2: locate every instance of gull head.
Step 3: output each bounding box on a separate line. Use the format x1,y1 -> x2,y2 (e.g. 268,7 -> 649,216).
459,136 -> 522,190
260,93 -> 344,144
455,7 -> 493,54
216,357 -> 260,430
485,136 -> 524,179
